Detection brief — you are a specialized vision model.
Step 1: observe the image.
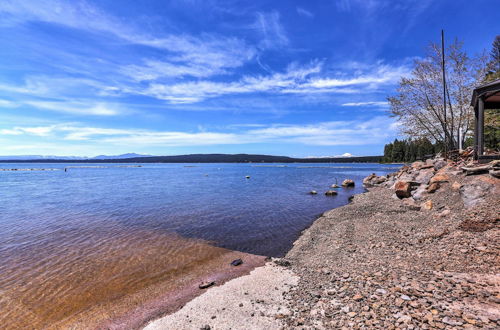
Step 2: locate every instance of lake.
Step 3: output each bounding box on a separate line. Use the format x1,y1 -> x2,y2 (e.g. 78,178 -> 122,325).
0,162 -> 399,328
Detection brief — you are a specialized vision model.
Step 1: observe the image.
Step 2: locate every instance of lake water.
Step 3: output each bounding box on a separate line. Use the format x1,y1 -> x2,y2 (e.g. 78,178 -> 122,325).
0,162 -> 399,328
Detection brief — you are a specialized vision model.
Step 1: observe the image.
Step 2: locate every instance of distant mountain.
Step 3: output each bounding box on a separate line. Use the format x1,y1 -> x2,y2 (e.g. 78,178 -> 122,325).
0,155 -> 84,160
91,153 -> 154,159
0,153 -> 153,161
0,153 -> 383,163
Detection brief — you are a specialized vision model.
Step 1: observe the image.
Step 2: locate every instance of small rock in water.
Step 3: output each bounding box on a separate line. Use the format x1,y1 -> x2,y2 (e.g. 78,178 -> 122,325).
331,184 -> 339,188
325,190 -> 338,196
199,281 -> 215,289
342,179 -> 355,187
245,175 -> 250,179
230,258 -> 243,266
309,190 -> 318,195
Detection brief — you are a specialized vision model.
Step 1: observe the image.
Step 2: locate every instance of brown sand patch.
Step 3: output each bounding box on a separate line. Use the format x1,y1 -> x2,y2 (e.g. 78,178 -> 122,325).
0,225 -> 265,330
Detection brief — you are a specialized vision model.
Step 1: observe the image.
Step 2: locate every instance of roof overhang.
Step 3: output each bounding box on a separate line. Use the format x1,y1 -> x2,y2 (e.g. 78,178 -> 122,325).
471,79 -> 500,109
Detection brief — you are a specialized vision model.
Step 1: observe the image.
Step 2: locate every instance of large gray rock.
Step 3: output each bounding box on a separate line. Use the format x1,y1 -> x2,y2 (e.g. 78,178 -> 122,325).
363,173 -> 387,187
459,180 -> 494,208
433,159 -> 447,171
414,169 -> 435,185
412,184 -> 428,200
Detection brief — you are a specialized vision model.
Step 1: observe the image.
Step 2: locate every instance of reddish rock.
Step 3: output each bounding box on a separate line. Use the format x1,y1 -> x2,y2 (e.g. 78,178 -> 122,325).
422,200 -> 433,210
395,181 -> 411,199
430,173 -> 449,184
427,182 -> 440,193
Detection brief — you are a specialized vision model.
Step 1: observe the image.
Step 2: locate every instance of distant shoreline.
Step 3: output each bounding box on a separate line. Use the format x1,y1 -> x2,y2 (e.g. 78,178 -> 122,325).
0,153 -> 383,163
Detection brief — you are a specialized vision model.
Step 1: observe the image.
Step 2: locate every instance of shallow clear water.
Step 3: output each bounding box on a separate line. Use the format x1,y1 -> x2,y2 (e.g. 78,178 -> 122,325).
0,162 -> 399,328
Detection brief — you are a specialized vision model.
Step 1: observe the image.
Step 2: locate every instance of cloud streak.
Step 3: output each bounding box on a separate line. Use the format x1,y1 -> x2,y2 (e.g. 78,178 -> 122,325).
1,116 -> 396,147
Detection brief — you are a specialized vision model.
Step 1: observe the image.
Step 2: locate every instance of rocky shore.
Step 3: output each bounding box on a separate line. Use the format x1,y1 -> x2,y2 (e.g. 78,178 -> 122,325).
144,157 -> 499,329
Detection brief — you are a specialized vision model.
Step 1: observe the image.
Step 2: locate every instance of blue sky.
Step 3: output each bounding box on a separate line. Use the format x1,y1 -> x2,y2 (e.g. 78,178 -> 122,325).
0,0 -> 498,157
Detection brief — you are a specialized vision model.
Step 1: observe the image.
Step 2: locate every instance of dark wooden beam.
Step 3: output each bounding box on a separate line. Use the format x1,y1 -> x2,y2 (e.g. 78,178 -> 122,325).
478,97 -> 484,156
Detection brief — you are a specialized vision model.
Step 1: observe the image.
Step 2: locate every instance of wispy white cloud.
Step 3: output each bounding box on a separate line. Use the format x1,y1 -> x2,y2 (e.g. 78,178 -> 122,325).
0,99 -> 18,107
342,101 -> 389,107
253,11 -> 288,49
0,125 -> 58,136
1,116 -> 396,148
296,7 -> 314,18
25,101 -> 123,116
0,0 -> 256,79
139,61 -> 322,103
133,61 -> 408,103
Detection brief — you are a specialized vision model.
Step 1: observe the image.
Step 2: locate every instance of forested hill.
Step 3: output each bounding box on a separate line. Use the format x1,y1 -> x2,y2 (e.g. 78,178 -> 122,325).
0,154 -> 383,163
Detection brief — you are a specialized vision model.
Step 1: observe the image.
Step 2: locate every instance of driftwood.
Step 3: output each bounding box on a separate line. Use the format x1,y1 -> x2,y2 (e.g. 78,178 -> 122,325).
461,160 -> 500,176
489,169 -> 500,178
461,164 -> 492,175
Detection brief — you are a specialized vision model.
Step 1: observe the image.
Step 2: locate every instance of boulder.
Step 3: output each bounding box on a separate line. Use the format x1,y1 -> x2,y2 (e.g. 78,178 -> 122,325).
426,182 -> 440,193
412,184 -> 428,200
433,159 -> 447,171
459,180 -> 494,208
411,161 -> 425,169
342,179 -> 355,187
395,181 -> 412,199
429,173 -> 449,184
403,198 -> 421,211
414,169 -> 435,185
325,190 -> 338,196
363,173 -> 387,187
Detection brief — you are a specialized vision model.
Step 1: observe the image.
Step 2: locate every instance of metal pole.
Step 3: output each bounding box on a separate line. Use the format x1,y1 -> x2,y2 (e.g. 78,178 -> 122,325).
441,30 -> 448,159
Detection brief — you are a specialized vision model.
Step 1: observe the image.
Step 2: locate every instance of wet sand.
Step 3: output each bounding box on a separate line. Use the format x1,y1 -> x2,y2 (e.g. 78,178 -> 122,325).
0,225 -> 265,330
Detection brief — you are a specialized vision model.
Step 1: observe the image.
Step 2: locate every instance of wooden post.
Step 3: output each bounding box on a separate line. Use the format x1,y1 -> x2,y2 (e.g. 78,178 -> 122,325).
474,106 -> 478,159
478,97 -> 484,156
